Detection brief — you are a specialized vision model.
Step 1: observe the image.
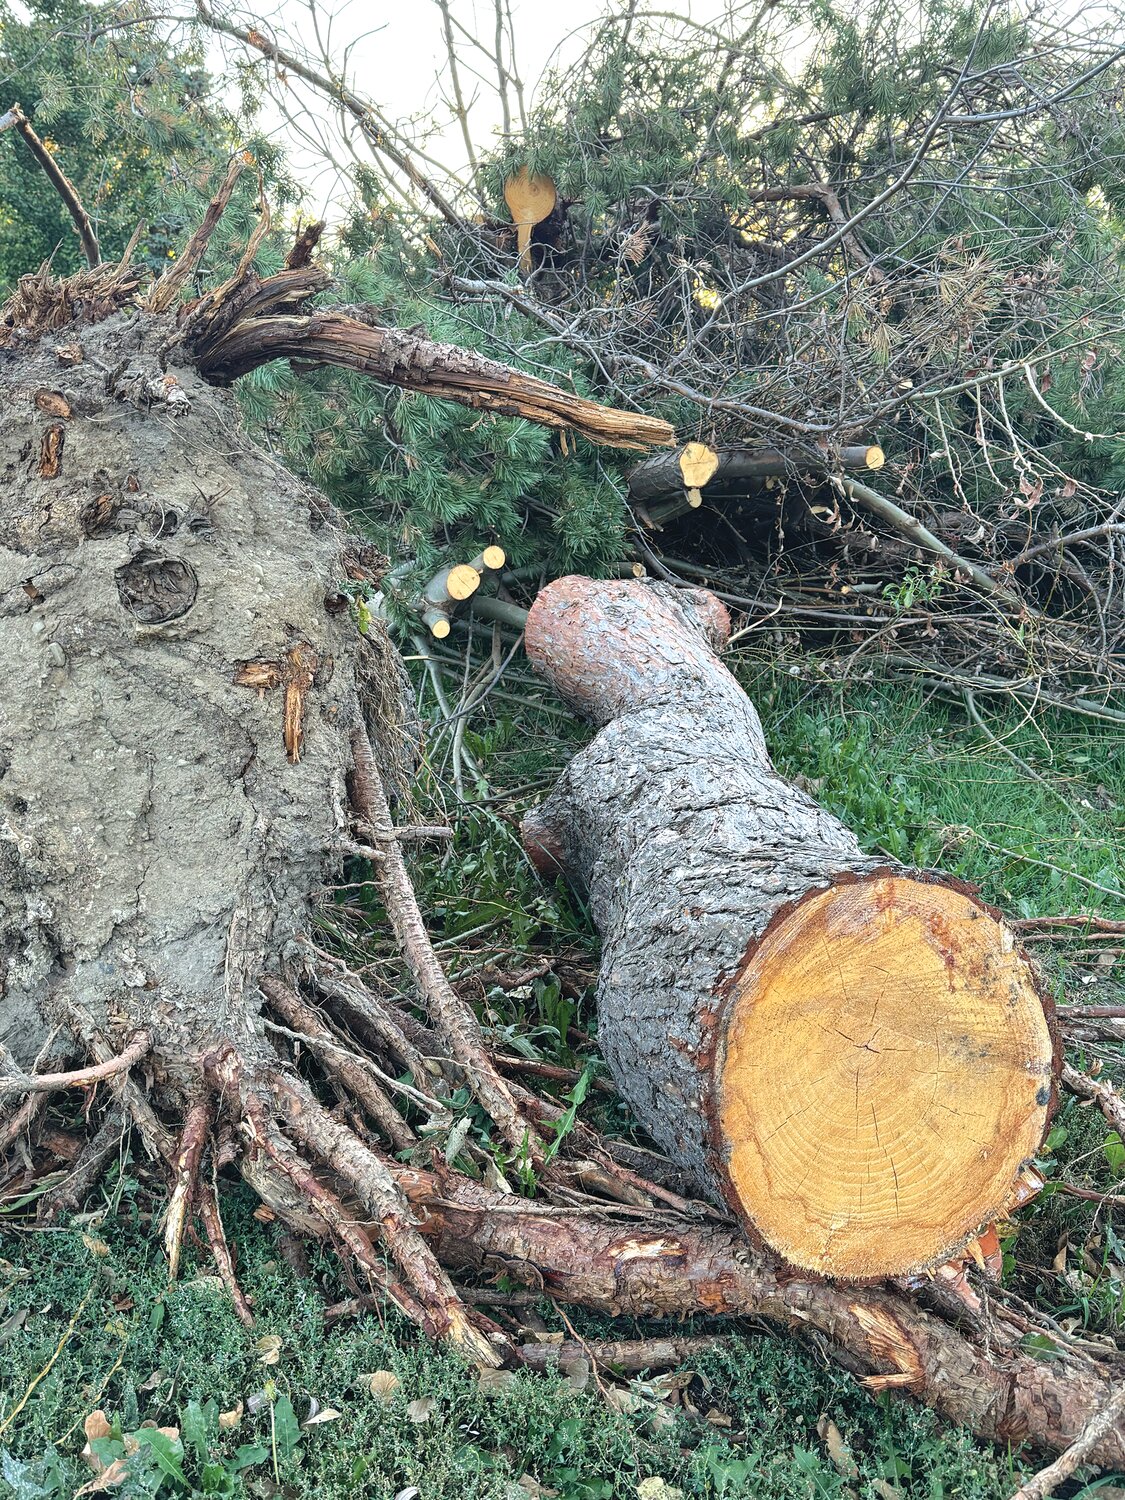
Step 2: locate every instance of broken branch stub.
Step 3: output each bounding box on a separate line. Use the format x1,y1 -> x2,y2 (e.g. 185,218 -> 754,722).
503,167 -> 558,273
521,576 -> 1057,1280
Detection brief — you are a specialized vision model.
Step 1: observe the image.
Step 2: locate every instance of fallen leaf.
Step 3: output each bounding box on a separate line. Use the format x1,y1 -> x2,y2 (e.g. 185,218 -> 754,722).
255,1334 -> 283,1365
218,1401 -> 243,1431
303,1407 -> 342,1426
646,1403 -> 677,1431
364,1370 -> 401,1404
34,389 -> 72,419
74,1459 -> 128,1493
517,1477 -> 558,1498
83,1411 -> 114,1445
636,1480 -> 683,1500
817,1416 -> 859,1480
0,1307 -> 28,1342
81,1233 -> 111,1258
406,1397 -> 435,1423
478,1368 -> 517,1393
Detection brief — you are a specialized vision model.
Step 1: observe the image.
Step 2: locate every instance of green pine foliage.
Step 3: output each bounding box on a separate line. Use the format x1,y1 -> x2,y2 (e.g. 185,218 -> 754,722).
236,225 -> 634,588
0,0 -> 290,290
226,0 -> 1125,602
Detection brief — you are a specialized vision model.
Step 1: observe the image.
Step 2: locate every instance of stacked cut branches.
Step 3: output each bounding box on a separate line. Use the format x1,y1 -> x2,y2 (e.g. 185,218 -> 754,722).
190,0 -> 1125,717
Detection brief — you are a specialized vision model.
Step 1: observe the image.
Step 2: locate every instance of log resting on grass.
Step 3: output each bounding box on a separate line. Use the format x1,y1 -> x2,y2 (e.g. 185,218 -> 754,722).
521,576 -> 1058,1280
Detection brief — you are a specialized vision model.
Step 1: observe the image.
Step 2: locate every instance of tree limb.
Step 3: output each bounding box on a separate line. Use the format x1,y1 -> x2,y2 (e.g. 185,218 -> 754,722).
0,103 -> 100,267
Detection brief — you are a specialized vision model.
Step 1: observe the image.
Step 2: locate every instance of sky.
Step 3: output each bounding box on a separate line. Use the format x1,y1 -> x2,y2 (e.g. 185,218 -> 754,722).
206,0 -> 716,220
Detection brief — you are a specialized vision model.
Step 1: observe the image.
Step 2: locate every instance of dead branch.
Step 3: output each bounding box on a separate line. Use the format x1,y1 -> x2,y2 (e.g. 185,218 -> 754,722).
0,103 -> 100,267
1062,1062 -> 1125,1138
192,310 -> 674,449
838,477 -> 1021,606
628,442 -> 884,504
147,156 -> 245,314
193,0 -> 465,229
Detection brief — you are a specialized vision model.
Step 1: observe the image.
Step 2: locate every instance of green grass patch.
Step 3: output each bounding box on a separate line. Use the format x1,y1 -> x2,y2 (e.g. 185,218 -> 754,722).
1,1197 -> 1027,1499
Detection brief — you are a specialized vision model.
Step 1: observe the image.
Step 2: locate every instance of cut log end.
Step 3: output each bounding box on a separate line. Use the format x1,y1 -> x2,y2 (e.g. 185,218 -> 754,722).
713,874 -> 1055,1280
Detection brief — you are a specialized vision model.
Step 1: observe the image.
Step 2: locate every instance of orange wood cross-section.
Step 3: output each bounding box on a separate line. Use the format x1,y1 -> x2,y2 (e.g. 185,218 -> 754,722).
717,875 -> 1055,1279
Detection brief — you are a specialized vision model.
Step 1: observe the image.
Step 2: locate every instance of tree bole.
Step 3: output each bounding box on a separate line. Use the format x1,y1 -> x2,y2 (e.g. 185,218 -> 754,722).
521,576 -> 1057,1280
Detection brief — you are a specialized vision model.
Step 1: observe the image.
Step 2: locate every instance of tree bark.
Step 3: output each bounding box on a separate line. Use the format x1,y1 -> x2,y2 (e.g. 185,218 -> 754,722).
521,576 -> 1057,1280
627,442 -> 884,503
393,1163 -> 1125,1471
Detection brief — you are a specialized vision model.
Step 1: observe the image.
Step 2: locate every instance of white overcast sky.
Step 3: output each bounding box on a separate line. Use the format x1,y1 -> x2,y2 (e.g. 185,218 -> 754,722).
207,0 -> 714,219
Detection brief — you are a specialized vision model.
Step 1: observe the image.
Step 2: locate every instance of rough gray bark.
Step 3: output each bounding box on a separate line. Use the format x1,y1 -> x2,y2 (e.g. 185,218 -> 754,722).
521,579 -> 880,1196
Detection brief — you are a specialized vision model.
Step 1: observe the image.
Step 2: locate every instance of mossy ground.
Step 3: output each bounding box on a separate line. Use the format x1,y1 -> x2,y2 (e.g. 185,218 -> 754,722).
1,651 -> 1122,1500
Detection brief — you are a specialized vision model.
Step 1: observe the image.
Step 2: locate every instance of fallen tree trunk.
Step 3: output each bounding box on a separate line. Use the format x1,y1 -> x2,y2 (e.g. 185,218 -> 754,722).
521,577 -> 1058,1281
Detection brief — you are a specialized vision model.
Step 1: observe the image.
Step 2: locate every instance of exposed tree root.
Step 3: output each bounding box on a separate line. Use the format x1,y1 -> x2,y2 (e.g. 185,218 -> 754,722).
347,725 -> 545,1165
165,1095 -> 213,1280
196,1174 -> 254,1327
7,899 -> 1125,1470
40,1106 -> 125,1223
0,1031 -> 151,1097
261,976 -> 417,1152
1008,1381 -> 1125,1500
390,1164 -> 1125,1468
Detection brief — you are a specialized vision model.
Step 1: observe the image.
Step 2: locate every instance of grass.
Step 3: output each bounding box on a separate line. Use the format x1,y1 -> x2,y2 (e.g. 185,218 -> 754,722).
1,653 -> 1122,1500
0,1200 -> 1027,1499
